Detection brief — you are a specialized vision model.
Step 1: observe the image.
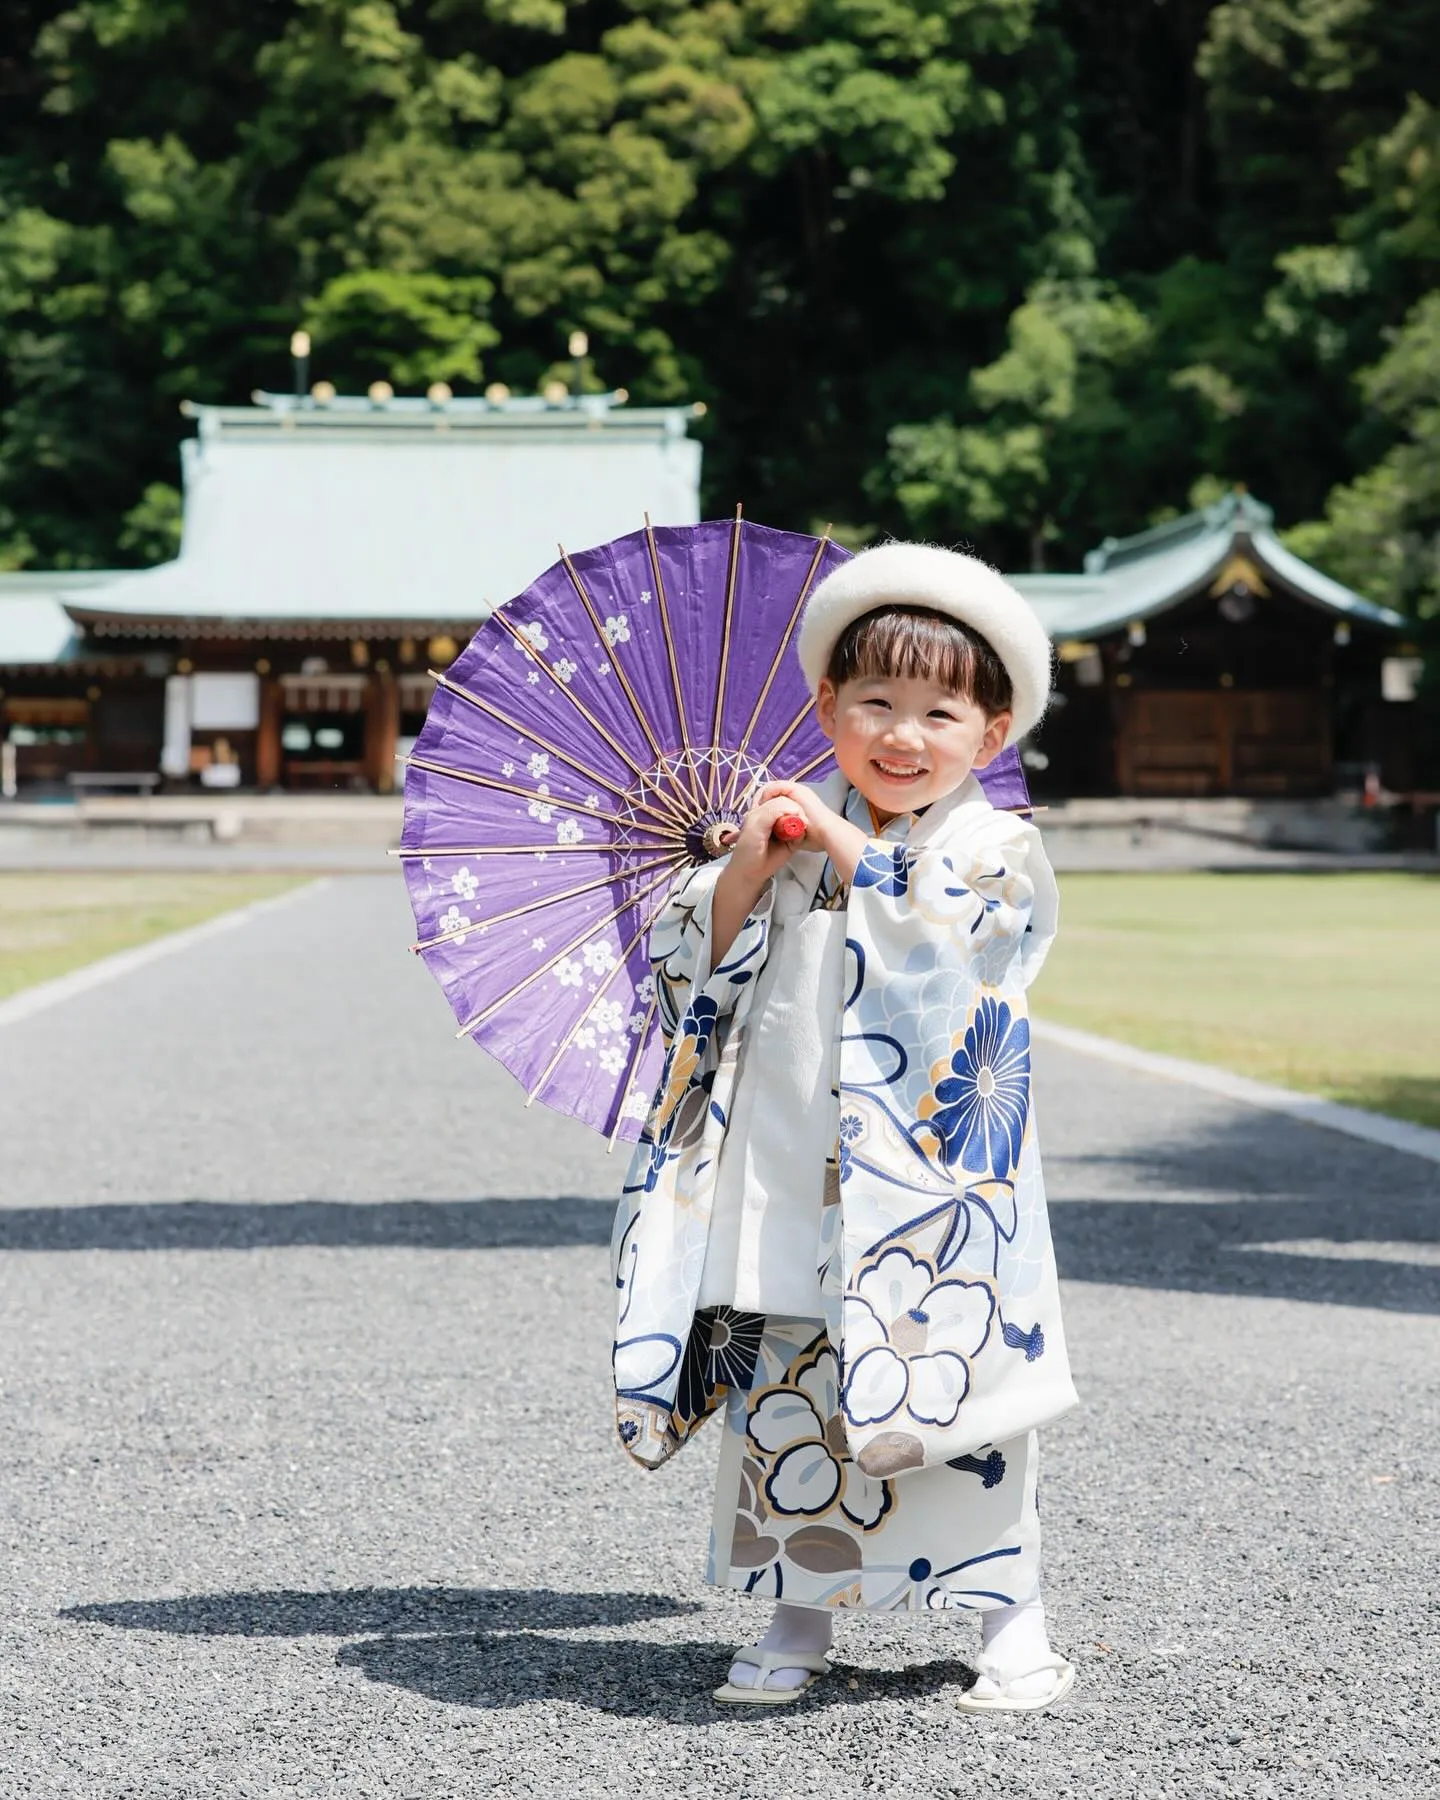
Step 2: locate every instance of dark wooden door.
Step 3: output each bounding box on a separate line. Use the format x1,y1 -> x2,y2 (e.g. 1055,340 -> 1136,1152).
1116,690 -> 1331,796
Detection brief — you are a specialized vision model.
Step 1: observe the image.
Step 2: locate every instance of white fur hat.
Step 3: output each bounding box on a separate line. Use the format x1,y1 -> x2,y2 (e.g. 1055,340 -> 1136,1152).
797,542 -> 1053,743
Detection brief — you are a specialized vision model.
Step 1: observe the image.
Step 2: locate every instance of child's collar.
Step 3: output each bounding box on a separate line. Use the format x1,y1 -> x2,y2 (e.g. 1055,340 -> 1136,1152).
837,773 -> 991,842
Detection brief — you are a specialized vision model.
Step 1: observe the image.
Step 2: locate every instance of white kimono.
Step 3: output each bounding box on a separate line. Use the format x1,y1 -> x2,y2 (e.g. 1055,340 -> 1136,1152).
612,773 -> 1078,1507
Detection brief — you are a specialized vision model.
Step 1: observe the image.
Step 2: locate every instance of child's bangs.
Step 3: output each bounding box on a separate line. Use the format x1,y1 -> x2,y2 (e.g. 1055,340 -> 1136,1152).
828,608 -> 1012,712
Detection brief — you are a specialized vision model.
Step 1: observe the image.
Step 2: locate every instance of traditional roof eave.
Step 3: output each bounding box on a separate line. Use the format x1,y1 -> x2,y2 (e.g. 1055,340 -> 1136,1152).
0,590 -> 90,665
64,608 -> 483,642
1247,526 -> 1406,629
1013,493 -> 1406,639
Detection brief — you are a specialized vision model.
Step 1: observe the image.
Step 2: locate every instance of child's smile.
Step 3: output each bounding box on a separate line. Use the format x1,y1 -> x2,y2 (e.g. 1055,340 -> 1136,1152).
816,673 -> 1011,821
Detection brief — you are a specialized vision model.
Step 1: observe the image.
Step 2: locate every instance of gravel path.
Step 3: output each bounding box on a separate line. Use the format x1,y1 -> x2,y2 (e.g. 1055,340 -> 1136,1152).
1,875 -> 1436,1799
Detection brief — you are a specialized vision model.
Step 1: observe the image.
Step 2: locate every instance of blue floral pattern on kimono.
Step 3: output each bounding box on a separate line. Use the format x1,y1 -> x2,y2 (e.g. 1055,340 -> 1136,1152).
612,771 -> 1078,1478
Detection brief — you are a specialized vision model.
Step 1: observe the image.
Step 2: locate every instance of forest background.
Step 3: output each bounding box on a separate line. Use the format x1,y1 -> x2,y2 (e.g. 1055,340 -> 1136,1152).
0,0 -> 1436,715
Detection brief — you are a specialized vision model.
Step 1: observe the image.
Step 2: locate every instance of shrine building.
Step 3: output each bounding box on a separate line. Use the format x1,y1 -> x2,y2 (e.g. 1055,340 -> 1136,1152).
0,387 -> 701,795
1013,492 -> 1415,799
0,402 -> 1416,800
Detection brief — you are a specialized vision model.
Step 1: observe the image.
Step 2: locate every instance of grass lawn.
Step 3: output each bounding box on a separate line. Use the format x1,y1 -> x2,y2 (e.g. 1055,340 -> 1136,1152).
0,873 -> 304,1002
1038,872 -> 1440,1129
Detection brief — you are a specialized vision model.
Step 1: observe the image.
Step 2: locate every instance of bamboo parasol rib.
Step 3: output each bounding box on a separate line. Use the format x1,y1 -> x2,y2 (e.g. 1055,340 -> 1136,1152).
642,513 -> 707,816
557,546 -> 705,823
707,506 -> 744,809
719,527 -> 832,813
404,754 -> 680,838
427,667 -> 681,819
607,992 -> 660,1152
454,864 -> 680,1039
411,850 -> 683,953
522,899 -> 666,1111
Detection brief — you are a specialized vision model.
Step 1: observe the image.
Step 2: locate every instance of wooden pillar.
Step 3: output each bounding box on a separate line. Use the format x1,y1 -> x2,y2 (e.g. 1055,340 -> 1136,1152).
1111,684 -> 1133,794
1216,691 -> 1234,794
364,669 -> 400,793
256,675 -> 282,790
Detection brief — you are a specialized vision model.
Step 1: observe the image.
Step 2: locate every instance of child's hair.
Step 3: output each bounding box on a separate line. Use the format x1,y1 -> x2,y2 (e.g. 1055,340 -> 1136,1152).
825,606 -> 1014,717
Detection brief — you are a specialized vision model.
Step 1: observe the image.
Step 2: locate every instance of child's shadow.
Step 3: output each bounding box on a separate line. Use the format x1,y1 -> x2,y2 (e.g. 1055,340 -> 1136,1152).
339,1629 -> 979,1719
64,1586 -> 980,1719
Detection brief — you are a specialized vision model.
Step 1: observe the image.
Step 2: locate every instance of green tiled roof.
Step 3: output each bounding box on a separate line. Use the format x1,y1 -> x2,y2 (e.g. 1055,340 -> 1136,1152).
1010,492 -> 1405,638
0,476 -> 1405,666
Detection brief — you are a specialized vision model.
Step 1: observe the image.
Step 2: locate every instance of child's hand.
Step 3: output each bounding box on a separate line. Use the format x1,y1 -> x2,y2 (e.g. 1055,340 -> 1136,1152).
726,790 -> 815,886
754,781 -> 845,858
710,791 -> 813,963
754,780 -> 870,887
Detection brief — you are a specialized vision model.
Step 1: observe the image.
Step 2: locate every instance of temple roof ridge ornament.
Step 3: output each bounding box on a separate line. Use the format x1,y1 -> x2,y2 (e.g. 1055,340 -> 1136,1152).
176,388 -> 702,443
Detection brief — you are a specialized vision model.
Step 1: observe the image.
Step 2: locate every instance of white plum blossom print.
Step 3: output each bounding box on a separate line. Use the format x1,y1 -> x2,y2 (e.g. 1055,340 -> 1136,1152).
556,819 -> 585,846
622,1083 -> 652,1120
517,621 -> 549,653
603,614 -> 630,646
501,760 -> 516,777
582,938 -> 618,976
599,1044 -> 628,1076
590,999 -> 625,1036
639,589 -> 652,604
531,936 -> 547,952
841,1248 -> 997,1434
527,752 -> 550,779
526,670 -> 541,685
555,957 -> 584,989
552,657 -> 578,684
596,661 -> 611,677
746,1341 -> 892,1531
635,975 -> 655,1004
527,784 -> 554,824
628,1009 -> 648,1035
584,793 -> 601,810
451,866 -> 479,902
573,1026 -> 597,1050
437,905 -> 472,946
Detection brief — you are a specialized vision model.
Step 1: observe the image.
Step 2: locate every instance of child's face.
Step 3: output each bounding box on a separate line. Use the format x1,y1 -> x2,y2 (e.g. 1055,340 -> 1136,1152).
815,672 -> 1011,821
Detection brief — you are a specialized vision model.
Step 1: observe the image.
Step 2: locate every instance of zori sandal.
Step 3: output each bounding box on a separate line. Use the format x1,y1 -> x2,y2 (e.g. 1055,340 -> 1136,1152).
712,1648 -> 831,1706
954,1653 -> 1075,1714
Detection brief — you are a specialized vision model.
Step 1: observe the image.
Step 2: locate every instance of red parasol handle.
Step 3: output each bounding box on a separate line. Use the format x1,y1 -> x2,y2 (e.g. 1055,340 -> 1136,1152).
703,810 -> 807,857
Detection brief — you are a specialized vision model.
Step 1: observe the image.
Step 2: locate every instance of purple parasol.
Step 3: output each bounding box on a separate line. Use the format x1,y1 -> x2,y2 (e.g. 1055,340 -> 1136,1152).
400,517 -> 1031,1144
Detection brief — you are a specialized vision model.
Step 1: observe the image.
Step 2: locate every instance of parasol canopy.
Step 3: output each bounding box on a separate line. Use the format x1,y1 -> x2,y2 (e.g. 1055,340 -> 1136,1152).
399,516 -> 1031,1143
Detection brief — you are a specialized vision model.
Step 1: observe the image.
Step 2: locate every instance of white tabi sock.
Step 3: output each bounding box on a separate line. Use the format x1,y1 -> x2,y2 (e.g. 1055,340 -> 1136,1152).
978,1596 -> 1055,1699
728,1601 -> 834,1692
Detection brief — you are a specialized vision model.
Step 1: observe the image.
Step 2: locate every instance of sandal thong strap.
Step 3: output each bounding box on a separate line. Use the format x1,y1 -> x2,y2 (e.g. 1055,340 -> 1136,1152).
975,1651 -> 1072,1687
730,1647 -> 832,1681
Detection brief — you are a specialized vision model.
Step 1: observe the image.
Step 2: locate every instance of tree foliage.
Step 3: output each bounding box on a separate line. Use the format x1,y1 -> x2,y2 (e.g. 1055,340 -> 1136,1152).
0,0 -> 1437,676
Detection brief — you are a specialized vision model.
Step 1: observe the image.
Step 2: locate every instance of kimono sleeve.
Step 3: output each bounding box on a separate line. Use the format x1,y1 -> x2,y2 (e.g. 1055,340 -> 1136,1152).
848,810 -> 1055,989
649,859 -> 775,1042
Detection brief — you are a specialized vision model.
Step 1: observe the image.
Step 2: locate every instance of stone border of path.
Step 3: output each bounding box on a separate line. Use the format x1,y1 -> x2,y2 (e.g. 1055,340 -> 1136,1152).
1034,1018 -> 1440,1167
0,880 -> 326,1031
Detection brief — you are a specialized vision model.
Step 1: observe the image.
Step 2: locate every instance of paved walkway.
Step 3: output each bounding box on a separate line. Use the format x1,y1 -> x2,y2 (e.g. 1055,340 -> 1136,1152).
1,877 -> 1436,1798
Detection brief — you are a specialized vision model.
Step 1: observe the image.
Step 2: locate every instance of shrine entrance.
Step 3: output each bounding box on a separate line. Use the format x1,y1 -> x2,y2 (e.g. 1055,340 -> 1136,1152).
1114,689 -> 1333,797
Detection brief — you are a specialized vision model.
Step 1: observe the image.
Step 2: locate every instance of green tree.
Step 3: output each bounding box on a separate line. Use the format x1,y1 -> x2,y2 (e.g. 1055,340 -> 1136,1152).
881,279 -> 1155,567
0,0 -> 1087,565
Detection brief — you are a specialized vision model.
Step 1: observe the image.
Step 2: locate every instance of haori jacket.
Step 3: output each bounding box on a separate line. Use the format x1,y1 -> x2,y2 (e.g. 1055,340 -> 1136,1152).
611,771 -> 1079,1478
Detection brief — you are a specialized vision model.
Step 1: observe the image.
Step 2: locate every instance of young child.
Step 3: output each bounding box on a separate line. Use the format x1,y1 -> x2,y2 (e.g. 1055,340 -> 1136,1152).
612,544 -> 1078,1710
